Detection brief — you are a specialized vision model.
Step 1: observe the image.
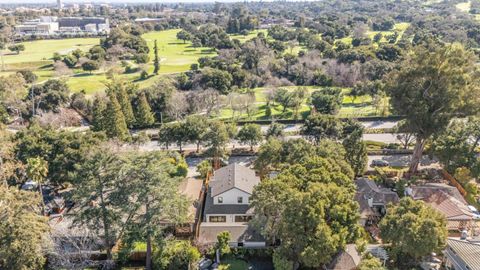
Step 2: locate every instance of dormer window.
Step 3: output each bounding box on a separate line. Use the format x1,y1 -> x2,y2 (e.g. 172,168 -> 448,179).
218,197 -> 223,204
237,197 -> 243,203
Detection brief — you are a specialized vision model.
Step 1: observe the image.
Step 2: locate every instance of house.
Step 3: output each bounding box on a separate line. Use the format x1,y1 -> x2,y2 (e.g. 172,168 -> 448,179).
175,178 -> 203,237
409,184 -> 475,233
445,238 -> 480,270
327,244 -> 361,270
197,163 -> 265,248
355,178 -> 399,226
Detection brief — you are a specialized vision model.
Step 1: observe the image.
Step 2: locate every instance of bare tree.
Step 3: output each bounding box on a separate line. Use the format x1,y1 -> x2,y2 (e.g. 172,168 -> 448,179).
48,220 -> 104,270
166,91 -> 189,120
190,88 -> 222,117
54,61 -> 73,77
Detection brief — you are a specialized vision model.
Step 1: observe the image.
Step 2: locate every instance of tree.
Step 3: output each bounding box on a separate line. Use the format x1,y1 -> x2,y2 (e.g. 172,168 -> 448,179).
153,39 -> 160,74
251,156 -> 359,269
153,239 -> 200,270
17,70 -> 37,83
70,149 -> 126,261
431,117 -> 480,174
204,121 -> 229,166
237,123 -> 262,151
106,79 -> 135,128
216,231 -> 231,257
310,88 -> 343,115
158,123 -> 174,149
26,156 -> 48,210
358,254 -> 386,270
176,30 -> 191,43
30,79 -> 70,113
342,126 -> 368,176
116,152 -> 189,270
302,114 -> 343,144
81,60 -> 100,74
185,115 -> 208,152
265,122 -> 285,139
274,88 -> 292,113
8,44 -> 25,54
386,43 -> 480,173
104,91 -> 130,141
197,160 -> 213,179
0,186 -> 50,270
91,96 -> 107,132
134,91 -> 155,128
379,197 -> 447,265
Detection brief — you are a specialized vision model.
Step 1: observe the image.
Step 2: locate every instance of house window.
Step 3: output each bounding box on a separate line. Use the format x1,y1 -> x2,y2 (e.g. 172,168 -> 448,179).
217,197 -> 223,203
209,216 -> 226,222
234,215 -> 253,223
237,197 -> 243,203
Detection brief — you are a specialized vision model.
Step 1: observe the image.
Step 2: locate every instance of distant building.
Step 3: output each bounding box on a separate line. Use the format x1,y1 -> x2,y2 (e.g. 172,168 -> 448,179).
15,17 -> 59,35
57,0 -> 64,9
15,16 -> 109,37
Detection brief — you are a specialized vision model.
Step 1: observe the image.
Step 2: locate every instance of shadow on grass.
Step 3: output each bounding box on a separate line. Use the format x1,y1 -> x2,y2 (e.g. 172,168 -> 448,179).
72,73 -> 96,77
168,42 -> 186,45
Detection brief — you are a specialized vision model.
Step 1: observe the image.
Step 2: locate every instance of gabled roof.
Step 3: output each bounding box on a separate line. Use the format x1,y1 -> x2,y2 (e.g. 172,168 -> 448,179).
447,238 -> 480,269
421,191 -> 473,221
210,163 -> 260,197
355,178 -> 399,205
327,244 -> 361,270
411,183 -> 467,204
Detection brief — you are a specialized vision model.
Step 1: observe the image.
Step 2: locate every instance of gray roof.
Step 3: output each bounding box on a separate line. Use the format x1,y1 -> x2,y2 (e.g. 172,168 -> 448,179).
198,223 -> 265,243
447,238 -> 480,269
210,163 -> 260,197
327,244 -> 361,270
204,187 -> 253,216
355,178 -> 399,205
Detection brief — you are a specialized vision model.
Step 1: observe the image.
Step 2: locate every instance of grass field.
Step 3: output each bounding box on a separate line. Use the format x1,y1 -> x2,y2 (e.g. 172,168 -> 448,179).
337,22 -> 410,45
142,29 -> 216,74
215,86 -> 382,121
229,29 -> 268,43
0,38 -> 99,68
456,1 -> 471,12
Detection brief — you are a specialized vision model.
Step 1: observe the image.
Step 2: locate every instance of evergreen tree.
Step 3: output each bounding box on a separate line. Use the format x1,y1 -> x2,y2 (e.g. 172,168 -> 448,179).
105,91 -> 129,141
343,128 -> 368,176
134,92 -> 155,128
106,80 -> 135,128
91,97 -> 107,132
153,39 -> 160,75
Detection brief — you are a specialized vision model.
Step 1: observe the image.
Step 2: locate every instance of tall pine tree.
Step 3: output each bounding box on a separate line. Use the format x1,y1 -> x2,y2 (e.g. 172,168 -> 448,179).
91,97 -> 107,132
153,40 -> 160,75
106,79 -> 135,128
105,91 -> 129,141
135,91 -> 155,128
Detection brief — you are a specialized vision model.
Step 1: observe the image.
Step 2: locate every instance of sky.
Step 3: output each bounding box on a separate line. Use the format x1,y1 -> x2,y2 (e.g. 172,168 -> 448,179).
0,0 -> 272,3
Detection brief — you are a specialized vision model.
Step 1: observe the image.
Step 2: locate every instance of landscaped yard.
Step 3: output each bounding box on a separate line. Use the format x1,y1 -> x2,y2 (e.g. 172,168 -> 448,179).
221,257 -> 250,270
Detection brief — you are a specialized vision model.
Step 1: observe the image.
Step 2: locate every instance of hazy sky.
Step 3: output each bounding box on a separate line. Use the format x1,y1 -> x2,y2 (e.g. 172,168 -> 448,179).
0,0 -> 261,3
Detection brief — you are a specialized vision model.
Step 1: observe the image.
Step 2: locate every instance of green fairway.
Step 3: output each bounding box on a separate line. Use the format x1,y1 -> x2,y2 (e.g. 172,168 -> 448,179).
0,38 -> 99,69
142,29 -> 216,74
214,86 -> 381,121
229,29 -> 268,43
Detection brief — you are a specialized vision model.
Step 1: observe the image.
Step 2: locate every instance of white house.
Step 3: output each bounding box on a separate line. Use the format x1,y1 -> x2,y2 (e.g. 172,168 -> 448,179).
198,163 -> 265,248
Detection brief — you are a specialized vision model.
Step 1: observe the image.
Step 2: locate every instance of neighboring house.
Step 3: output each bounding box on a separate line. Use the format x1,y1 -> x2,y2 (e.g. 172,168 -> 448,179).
409,184 -> 475,233
175,177 -> 203,237
355,178 -> 399,226
445,238 -> 480,270
327,244 -> 361,270
197,163 -> 265,248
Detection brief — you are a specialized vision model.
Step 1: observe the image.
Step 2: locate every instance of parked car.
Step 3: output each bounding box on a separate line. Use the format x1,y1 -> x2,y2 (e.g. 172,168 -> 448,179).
198,258 -> 213,270
372,159 -> 389,167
